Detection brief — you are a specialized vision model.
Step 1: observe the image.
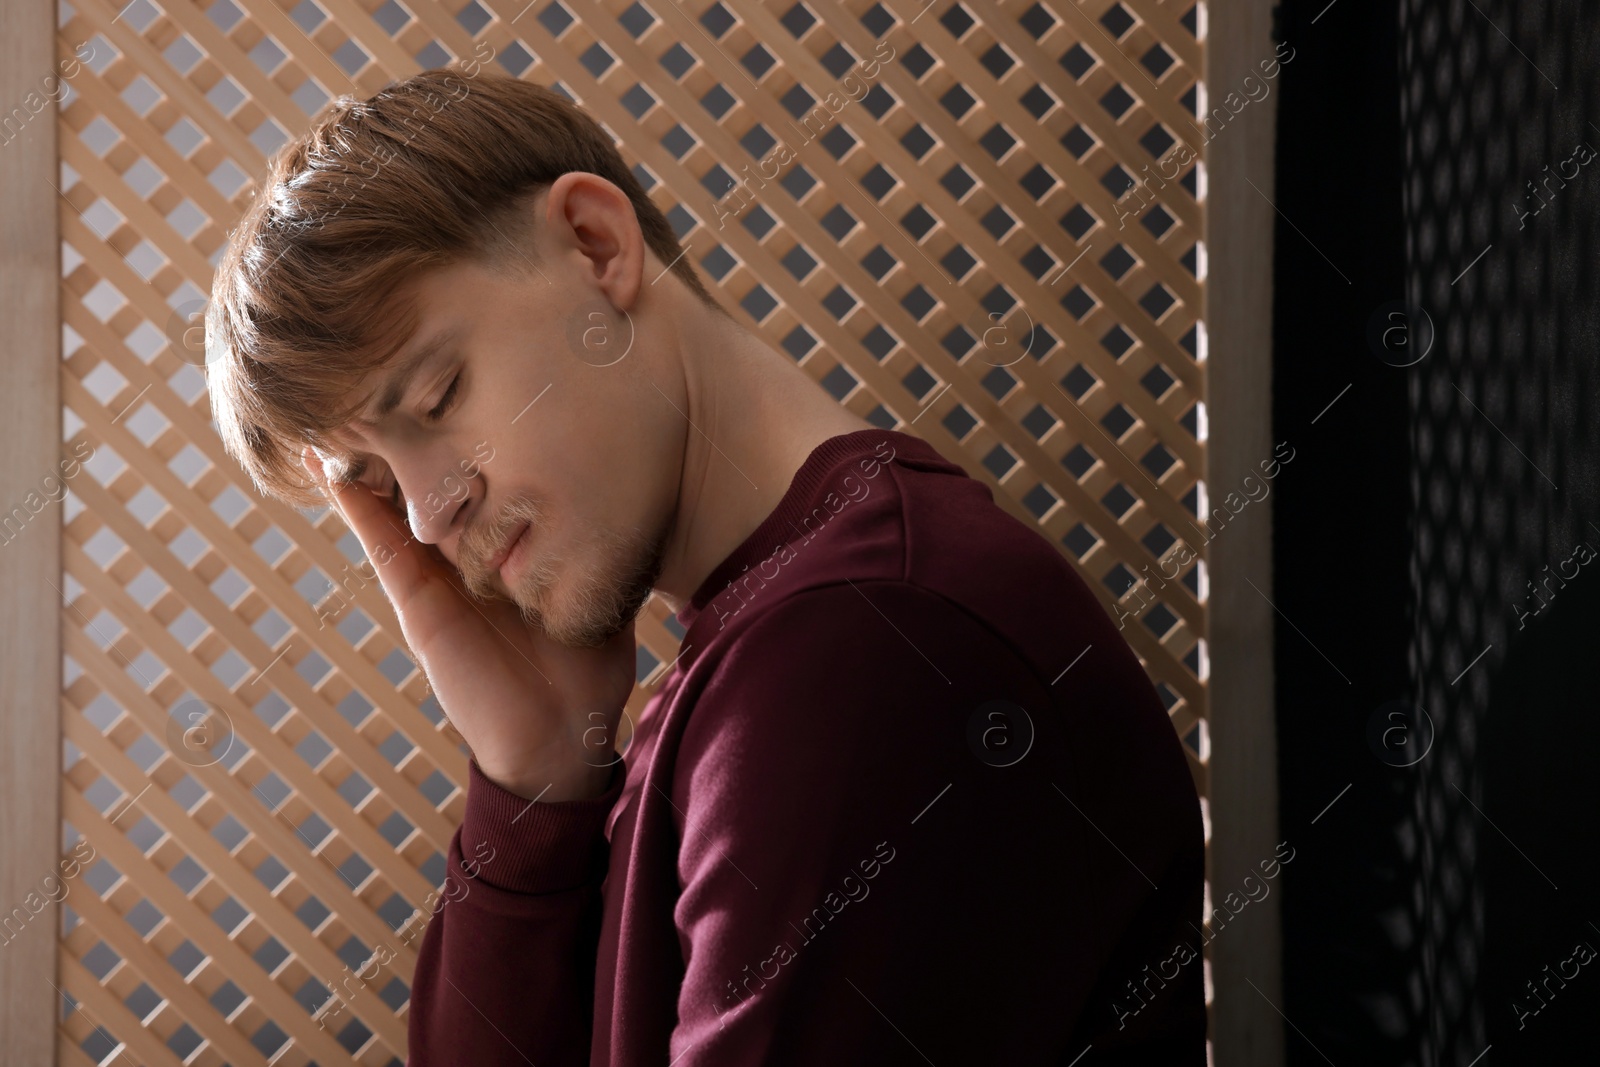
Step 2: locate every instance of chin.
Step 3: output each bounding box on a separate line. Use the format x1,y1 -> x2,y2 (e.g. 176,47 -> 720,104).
511,524 -> 664,649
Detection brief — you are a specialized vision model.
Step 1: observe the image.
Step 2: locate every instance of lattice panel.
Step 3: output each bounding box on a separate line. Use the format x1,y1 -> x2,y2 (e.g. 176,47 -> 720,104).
50,0 -> 1207,1060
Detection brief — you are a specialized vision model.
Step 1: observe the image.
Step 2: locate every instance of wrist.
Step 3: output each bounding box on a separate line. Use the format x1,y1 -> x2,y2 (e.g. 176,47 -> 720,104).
484,756 -> 617,803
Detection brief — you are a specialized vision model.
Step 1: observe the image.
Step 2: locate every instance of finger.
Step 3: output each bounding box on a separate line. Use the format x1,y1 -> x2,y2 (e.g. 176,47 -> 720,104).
302,447 -> 348,525
301,446 -> 436,605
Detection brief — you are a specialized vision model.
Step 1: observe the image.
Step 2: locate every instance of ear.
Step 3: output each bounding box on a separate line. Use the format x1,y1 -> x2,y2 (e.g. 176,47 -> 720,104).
542,172 -> 646,313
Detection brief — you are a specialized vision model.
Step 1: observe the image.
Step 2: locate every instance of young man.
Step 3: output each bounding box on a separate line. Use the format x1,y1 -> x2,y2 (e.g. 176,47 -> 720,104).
206,69 -> 1205,1064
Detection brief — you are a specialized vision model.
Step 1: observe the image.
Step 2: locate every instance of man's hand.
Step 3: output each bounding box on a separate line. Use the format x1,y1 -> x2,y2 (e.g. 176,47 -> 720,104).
303,448 -> 635,802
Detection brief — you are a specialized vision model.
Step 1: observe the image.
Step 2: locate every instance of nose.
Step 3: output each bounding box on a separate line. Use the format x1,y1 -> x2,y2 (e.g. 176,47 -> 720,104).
396,451 -> 474,545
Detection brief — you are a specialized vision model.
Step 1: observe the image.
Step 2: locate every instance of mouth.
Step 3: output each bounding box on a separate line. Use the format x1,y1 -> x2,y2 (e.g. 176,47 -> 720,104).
486,522 -> 532,584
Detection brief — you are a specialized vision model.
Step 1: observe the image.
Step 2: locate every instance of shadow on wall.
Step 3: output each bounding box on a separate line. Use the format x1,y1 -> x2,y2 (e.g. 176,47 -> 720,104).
1400,0 -> 1600,1063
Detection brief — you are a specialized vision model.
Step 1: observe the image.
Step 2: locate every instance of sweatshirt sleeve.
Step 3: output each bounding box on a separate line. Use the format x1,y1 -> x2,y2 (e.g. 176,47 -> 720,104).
405,753 -> 626,1066
661,580 -> 1171,1065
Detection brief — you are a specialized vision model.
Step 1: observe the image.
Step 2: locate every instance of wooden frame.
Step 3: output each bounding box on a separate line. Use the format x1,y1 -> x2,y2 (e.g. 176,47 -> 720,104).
1,0 -> 65,1057
1204,0 -> 1285,1063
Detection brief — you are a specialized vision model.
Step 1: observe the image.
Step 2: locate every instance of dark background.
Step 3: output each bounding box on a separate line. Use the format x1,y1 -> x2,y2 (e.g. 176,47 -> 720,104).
1271,0 -> 1600,1063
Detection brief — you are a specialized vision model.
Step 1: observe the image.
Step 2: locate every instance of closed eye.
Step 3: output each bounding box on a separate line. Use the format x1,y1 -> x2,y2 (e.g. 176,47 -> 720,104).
347,372 -> 462,510
425,373 -> 461,422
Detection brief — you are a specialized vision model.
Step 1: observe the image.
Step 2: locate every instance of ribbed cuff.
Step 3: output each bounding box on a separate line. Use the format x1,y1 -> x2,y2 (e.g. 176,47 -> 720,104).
458,756 -> 626,895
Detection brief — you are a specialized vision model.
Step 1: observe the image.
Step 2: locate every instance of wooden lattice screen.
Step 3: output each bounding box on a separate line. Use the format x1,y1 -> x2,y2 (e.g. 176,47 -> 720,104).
0,0 -> 1282,1060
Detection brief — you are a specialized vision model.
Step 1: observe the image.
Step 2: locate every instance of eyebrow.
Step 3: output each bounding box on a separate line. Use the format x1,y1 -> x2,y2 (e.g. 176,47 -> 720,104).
327,323 -> 462,485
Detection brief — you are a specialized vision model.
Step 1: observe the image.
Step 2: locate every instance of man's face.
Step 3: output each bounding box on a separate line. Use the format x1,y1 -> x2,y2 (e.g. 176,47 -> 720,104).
321,250 -> 679,648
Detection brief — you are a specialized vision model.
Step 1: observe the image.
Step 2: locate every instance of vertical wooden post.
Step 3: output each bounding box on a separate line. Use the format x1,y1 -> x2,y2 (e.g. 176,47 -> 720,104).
0,0 -> 64,1059
1204,0 -> 1285,1064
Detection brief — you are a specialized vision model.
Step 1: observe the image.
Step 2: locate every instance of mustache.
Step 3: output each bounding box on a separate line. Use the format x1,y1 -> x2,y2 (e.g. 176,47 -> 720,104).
458,495 -> 547,597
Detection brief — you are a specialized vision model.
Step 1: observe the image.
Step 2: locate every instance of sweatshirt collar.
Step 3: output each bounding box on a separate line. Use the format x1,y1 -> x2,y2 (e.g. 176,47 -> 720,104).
672,428 -> 951,632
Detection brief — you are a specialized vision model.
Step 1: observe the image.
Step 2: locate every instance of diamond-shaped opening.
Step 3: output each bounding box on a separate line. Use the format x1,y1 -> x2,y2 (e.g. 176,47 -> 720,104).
1060,285 -> 1096,321
862,244 -> 898,279
701,0 -> 735,36
940,3 -> 975,37
659,42 -> 695,78
1142,602 -> 1179,638
941,244 -> 976,280
821,204 -> 857,239
862,325 -> 897,361
1021,164 -> 1057,200
942,404 -> 977,440
1019,2 -> 1055,38
1142,443 -> 1177,479
1100,2 -> 1135,38
455,0 -> 490,33
780,2 -> 815,36
1141,43 -> 1175,79
902,364 -> 937,400
1140,123 -> 1177,160
1022,404 -> 1058,440
1060,363 -> 1098,399
782,324 -> 816,360
1140,363 -> 1176,398
1101,403 -> 1136,437
742,44 -> 776,79
900,204 -> 936,239
1100,84 -> 1135,120
900,123 -> 936,159
740,284 -> 777,321
498,40 -> 535,76
820,364 -> 858,401
901,43 -> 936,79
981,366 -> 1016,400
1062,443 -> 1097,478
982,204 -> 1016,239
619,1 -> 656,36
1100,245 -> 1137,280
580,41 -> 616,76
941,324 -> 975,362
940,84 -> 976,118
1020,244 -> 1055,280
1061,124 -> 1095,159
861,164 -> 897,200
901,285 -> 937,320
822,285 -> 857,320
983,444 -> 1017,480
1023,483 -> 1058,519
1142,204 -> 1176,239
332,39 -> 369,75
1060,43 -> 1095,80
1021,84 -> 1056,119
1099,163 -> 1135,199
1060,204 -> 1096,240
1062,522 -> 1098,560
1101,483 -> 1138,518
1143,521 -> 1177,557
1140,283 -> 1176,321
1100,325 -> 1135,359
981,43 -> 1015,78
980,123 -> 1016,160
782,244 -> 817,279
942,164 -> 975,199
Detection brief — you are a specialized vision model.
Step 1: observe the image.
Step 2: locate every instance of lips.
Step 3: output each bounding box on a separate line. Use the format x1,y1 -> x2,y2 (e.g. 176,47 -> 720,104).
485,522 -> 530,580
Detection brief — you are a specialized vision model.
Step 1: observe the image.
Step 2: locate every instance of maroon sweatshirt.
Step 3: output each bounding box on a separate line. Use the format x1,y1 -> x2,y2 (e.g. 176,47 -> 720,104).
404,428 -> 1206,1065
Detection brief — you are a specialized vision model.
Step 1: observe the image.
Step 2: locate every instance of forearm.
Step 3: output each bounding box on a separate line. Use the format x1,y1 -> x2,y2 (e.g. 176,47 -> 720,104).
406,757 -> 625,1065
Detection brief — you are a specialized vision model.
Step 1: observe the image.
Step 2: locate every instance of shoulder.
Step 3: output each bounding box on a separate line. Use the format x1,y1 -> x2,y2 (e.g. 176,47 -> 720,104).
679,579 -> 1045,774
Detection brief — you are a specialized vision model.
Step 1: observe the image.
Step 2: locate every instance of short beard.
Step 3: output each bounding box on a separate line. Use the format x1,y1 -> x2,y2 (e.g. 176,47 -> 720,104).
459,494 -> 665,648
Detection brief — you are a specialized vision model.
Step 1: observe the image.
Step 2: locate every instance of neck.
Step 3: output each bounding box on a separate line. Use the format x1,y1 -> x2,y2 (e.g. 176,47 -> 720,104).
649,298 -> 871,614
